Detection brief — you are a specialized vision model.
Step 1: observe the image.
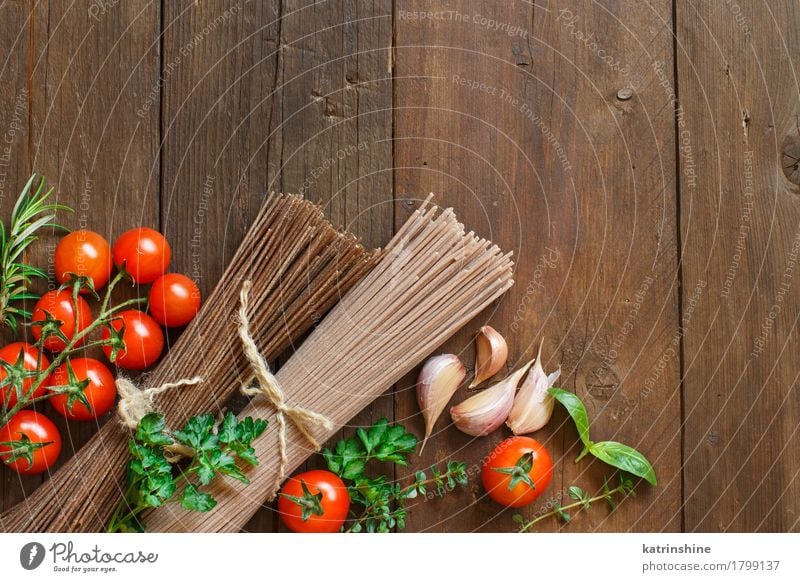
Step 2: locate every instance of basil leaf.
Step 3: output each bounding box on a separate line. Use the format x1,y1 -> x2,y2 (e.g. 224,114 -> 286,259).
589,441 -> 657,486
548,388 -> 591,446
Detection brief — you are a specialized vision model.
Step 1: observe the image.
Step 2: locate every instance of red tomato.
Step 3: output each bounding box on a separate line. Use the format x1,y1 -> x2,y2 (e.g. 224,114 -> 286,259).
54,230 -> 112,292
31,289 -> 92,352
0,343 -> 50,408
0,410 -> 62,475
481,436 -> 553,508
148,273 -> 201,327
112,227 -> 171,284
278,470 -> 350,533
49,358 -> 117,421
101,309 -> 164,370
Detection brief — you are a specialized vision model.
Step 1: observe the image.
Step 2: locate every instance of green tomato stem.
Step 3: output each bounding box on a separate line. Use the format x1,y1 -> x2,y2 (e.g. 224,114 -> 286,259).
0,270 -> 138,428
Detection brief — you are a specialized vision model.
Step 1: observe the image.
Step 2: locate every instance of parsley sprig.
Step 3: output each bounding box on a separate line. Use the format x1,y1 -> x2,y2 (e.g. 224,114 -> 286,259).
322,418 -> 469,532
107,411 -> 268,532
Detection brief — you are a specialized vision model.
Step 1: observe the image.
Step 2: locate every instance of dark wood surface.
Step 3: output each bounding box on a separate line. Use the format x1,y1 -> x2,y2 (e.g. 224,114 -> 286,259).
0,0 -> 797,533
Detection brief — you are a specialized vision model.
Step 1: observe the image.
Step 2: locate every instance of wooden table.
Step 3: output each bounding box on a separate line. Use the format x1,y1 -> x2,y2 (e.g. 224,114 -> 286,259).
1,1 -> 798,533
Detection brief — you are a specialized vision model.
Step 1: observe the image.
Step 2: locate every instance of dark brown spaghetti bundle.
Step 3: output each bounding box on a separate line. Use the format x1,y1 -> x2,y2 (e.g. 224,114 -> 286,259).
146,196 -> 515,532
0,194 -> 379,532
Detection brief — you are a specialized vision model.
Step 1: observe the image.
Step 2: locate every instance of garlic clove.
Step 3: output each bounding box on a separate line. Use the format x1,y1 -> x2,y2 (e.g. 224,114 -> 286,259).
417,354 -> 467,450
507,340 -> 561,435
469,325 -> 509,388
451,359 -> 533,437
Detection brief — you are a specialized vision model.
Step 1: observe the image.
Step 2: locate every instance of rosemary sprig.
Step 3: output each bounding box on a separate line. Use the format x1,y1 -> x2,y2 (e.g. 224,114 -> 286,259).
0,174 -> 71,335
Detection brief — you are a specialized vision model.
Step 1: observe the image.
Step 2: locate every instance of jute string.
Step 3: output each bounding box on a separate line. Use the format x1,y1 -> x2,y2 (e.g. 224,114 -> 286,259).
116,376 -> 203,461
237,280 -> 334,500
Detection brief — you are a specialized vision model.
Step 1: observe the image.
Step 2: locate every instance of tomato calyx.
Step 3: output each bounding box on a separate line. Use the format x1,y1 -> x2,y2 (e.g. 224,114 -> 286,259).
0,433 -> 53,470
58,272 -> 100,300
29,309 -> 70,347
0,351 -> 39,403
102,319 -> 127,363
280,479 -> 326,521
47,360 -> 93,415
492,451 -> 537,491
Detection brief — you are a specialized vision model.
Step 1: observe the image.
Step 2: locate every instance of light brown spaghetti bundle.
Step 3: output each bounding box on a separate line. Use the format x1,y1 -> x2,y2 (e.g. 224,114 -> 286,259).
146,195 -> 514,532
1,194 -> 379,532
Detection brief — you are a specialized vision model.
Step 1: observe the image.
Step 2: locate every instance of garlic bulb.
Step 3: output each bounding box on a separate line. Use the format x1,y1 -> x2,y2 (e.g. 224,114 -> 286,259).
469,326 -> 508,388
507,341 -> 561,435
451,360 -> 533,436
417,354 -> 467,450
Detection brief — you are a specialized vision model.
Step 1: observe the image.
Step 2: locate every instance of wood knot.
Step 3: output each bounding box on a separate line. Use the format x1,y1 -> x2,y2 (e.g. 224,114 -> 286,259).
781,136 -> 800,185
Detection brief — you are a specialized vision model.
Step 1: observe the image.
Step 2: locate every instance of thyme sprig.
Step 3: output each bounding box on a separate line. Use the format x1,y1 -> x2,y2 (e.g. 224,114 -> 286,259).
323,418 -> 469,532
514,474 -> 636,532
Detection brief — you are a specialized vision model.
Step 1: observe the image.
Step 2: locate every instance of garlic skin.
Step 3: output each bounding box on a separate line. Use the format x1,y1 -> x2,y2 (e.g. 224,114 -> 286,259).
451,360 -> 533,436
506,342 -> 561,435
469,325 -> 508,388
417,354 -> 467,449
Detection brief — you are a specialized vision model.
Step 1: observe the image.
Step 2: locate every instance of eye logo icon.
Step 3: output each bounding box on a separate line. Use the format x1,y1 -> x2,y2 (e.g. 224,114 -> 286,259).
19,542 -> 46,570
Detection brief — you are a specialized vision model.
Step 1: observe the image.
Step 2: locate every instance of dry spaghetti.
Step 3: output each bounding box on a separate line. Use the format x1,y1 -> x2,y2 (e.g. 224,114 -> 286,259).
0,194 -> 379,532
146,195 -> 514,532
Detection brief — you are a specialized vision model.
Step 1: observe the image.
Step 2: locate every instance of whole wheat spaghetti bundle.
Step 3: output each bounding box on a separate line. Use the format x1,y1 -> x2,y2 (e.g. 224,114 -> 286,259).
1,194 -> 379,532
147,195 -> 514,532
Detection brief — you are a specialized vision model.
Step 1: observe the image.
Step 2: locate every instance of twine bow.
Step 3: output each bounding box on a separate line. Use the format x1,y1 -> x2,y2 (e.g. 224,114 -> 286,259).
237,280 -> 334,500
116,375 -> 204,461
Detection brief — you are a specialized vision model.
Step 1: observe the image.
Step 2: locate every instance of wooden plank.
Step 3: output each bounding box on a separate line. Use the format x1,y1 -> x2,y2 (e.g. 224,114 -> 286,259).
27,0 -> 161,477
677,0 -> 800,532
0,2 -> 36,512
262,0 -> 395,533
158,0 -> 283,533
160,0 -> 281,299
158,0 -> 394,532
394,0 -> 681,531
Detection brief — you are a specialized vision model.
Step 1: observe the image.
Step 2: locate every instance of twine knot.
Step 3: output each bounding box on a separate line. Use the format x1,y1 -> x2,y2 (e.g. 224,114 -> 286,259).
116,375 -> 204,461
237,280 -> 333,499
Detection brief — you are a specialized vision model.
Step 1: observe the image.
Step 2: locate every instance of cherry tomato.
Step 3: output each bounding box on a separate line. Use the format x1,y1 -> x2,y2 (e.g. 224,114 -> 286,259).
481,436 -> 553,508
112,227 -> 171,284
0,342 -> 50,408
0,410 -> 62,475
148,273 -> 201,327
49,358 -> 117,421
31,290 -> 92,352
101,309 -> 164,370
54,230 -> 112,292
278,469 -> 350,533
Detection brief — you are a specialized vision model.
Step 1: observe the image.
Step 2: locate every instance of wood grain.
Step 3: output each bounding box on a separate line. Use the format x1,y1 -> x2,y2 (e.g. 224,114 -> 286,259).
677,0 -> 800,532
263,0 -> 395,533
1,0 -> 799,533
157,0 -> 394,532
25,0 -> 161,493
0,1 -> 36,513
394,0 -> 682,532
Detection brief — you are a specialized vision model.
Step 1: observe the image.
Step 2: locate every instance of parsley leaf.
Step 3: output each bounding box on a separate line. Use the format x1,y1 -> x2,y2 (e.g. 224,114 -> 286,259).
181,484 -> 217,512
108,412 -> 268,533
